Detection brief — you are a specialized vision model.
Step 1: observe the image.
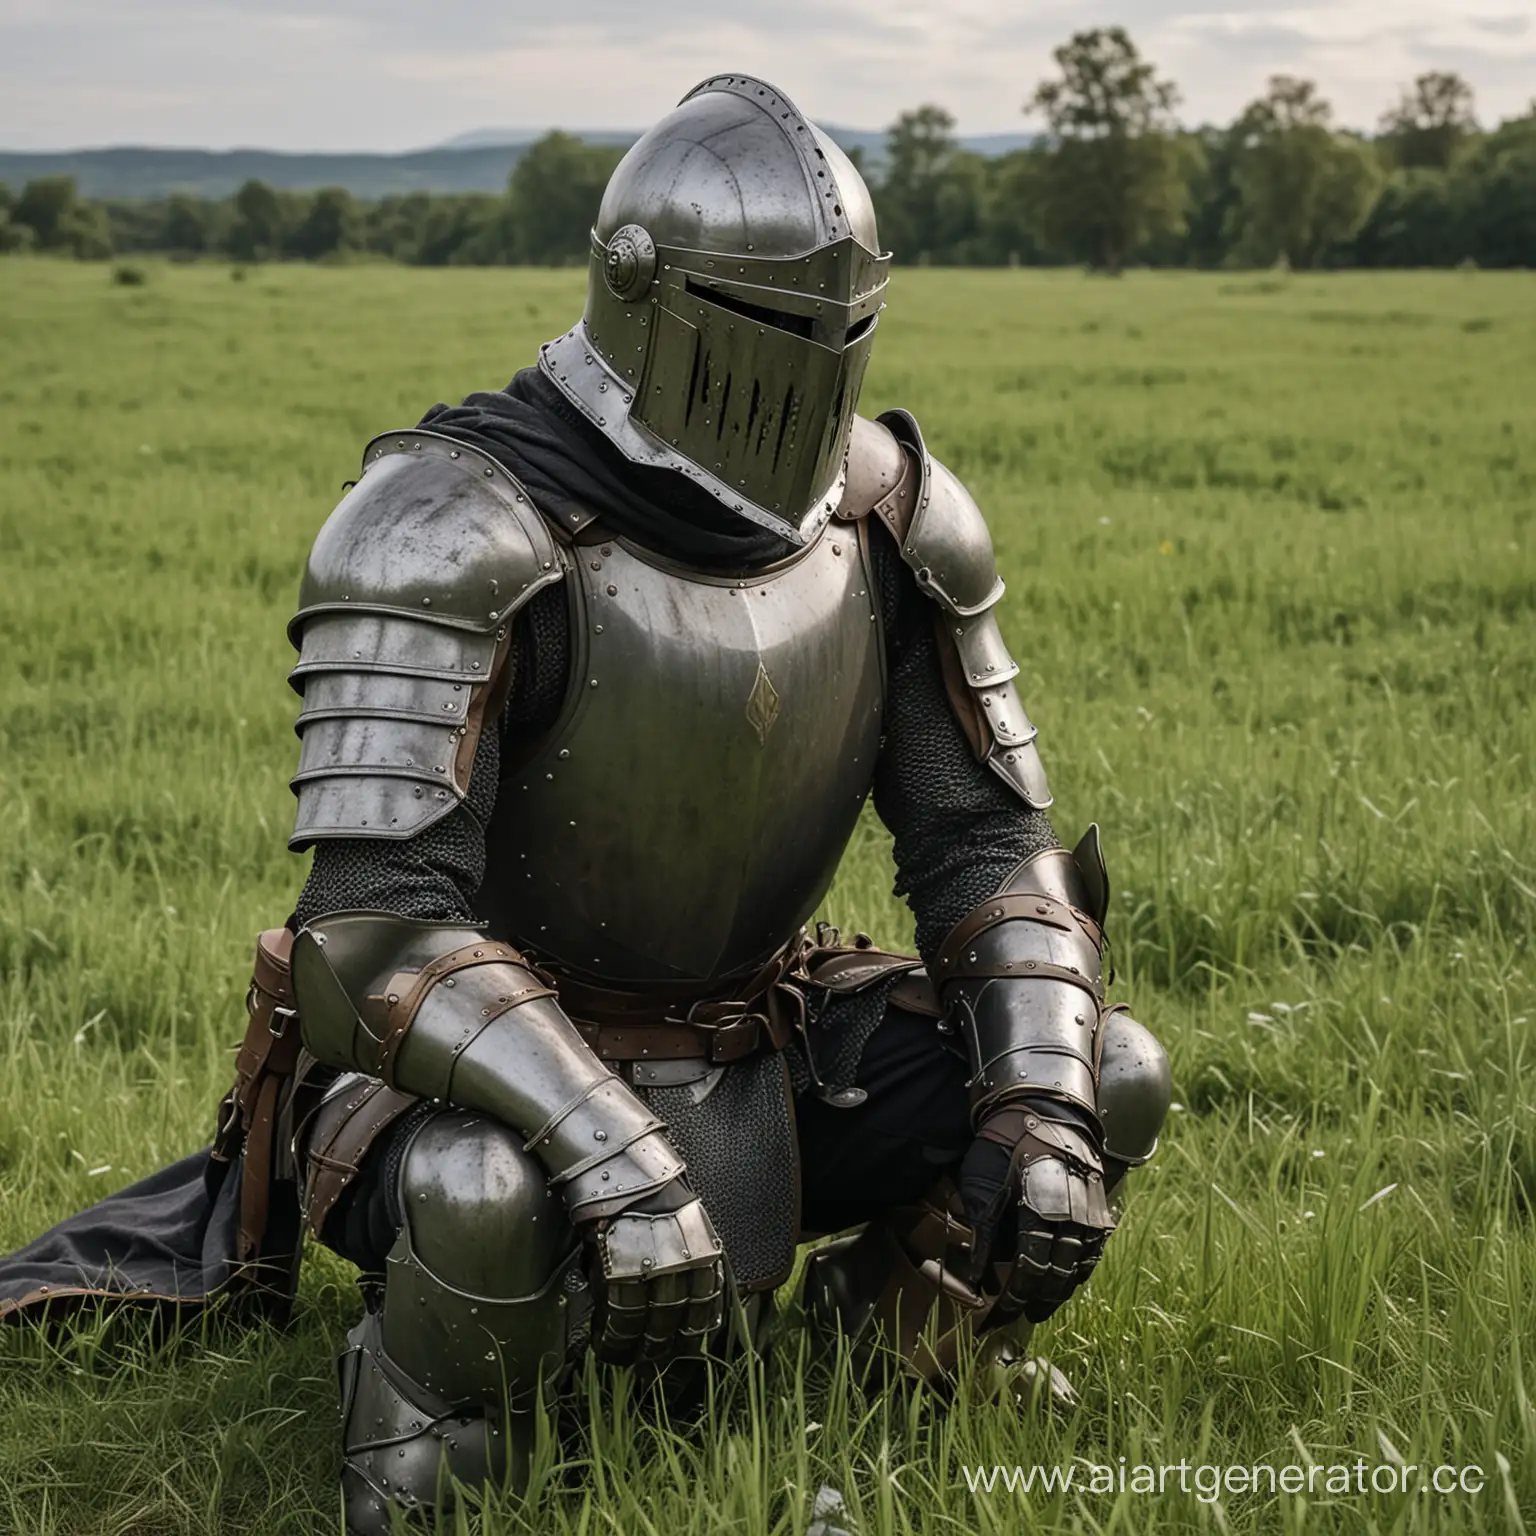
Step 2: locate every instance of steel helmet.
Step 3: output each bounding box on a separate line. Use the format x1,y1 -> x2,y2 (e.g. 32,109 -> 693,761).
540,73 -> 890,544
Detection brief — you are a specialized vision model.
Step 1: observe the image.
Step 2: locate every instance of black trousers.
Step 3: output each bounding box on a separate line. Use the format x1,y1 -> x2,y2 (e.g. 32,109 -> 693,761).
794,1003 -> 971,1235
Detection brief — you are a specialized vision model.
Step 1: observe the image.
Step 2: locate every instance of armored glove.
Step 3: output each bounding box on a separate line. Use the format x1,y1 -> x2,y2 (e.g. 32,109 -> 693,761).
958,1100 -> 1115,1323
935,833 -> 1120,1328
588,1178 -> 726,1364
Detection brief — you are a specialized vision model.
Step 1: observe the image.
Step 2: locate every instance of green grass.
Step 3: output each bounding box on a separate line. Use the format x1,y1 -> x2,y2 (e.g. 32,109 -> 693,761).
1,259 -> 1533,1533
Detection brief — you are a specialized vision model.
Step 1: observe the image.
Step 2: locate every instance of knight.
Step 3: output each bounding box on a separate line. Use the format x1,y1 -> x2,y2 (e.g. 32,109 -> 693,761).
0,73 -> 1169,1532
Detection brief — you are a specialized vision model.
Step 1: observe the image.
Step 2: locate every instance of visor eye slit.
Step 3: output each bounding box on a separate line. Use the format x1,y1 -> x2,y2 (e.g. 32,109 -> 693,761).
684,278 -> 816,340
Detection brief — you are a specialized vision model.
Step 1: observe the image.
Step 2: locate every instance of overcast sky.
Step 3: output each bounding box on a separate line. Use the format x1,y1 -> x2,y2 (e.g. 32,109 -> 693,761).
2,0 -> 1532,152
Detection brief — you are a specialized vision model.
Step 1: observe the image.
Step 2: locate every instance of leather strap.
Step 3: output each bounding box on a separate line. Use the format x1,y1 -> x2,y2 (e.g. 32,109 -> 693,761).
805,948 -> 921,993
552,938 -> 807,1061
934,892 -> 1103,979
887,968 -> 941,1019
300,1077 -> 421,1240
572,1014 -> 769,1064
372,940 -> 554,1087
227,928 -> 302,1264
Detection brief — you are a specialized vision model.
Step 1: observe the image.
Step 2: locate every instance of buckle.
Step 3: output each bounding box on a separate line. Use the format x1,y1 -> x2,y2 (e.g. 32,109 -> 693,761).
268,1003 -> 298,1040
706,1015 -> 762,1062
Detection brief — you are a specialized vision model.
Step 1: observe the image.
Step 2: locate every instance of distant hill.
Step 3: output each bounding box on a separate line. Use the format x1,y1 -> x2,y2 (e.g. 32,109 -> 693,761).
442,125 -> 1041,165
435,128 -> 641,151
0,128 -> 1042,201
0,145 -> 544,200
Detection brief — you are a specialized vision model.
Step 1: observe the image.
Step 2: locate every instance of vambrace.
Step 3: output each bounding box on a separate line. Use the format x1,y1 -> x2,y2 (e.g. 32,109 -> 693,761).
935,826 -> 1112,1132
290,913 -> 690,1228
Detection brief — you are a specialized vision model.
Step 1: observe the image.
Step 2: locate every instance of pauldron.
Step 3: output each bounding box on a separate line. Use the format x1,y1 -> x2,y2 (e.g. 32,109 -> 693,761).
869,408 -> 1053,813
287,431 -> 563,847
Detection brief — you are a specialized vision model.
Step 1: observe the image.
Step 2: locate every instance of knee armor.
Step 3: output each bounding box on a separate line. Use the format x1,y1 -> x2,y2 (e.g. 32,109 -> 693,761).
339,1111 -> 588,1535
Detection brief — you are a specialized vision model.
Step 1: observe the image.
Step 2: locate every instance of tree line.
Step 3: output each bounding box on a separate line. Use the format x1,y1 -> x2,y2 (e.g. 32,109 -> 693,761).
3,32 -> 1532,271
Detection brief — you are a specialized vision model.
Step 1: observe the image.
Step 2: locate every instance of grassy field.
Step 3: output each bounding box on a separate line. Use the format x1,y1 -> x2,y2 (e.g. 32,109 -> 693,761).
0,259 -> 1532,1534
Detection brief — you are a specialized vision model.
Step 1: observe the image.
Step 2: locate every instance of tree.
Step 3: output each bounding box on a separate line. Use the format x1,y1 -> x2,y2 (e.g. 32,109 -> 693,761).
163,193 -> 208,254
12,176 -> 80,250
878,106 -> 972,262
365,192 -> 434,261
12,176 -> 114,257
1351,170 -> 1461,267
1228,77 -> 1382,266
0,182 -> 24,254
288,187 -> 361,260
1024,27 -> 1189,272
1455,110 -> 1536,267
979,150 -> 1046,265
1379,71 -> 1477,170
63,202 -> 114,258
1176,126 -> 1242,267
226,178 -> 284,261
507,132 -> 623,265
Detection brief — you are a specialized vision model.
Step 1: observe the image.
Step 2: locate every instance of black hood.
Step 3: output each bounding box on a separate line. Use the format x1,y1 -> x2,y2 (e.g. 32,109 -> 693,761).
418,367 -> 793,571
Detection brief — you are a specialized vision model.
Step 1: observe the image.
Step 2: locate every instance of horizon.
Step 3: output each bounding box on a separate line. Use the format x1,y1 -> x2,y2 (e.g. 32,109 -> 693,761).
2,1 -> 1532,155
0,125 -> 1036,158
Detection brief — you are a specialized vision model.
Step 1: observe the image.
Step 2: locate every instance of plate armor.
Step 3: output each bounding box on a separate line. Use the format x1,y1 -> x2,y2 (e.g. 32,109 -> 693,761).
273,70 -> 1168,1536
479,486 -> 885,983
288,421 -> 1051,983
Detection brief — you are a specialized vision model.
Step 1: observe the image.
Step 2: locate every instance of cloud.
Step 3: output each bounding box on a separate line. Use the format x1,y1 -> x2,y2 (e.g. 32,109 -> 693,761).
2,0 -> 1532,150
1159,1 -> 1536,125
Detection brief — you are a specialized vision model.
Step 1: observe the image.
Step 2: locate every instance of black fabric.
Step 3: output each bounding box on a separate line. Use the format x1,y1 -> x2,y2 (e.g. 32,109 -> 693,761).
797,1000 -> 972,1236
0,1150 -> 252,1319
420,367 -> 791,571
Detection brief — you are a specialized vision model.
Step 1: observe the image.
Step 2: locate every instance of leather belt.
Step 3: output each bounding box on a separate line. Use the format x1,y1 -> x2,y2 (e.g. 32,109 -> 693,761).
552,942 -> 806,1065
544,926 -> 923,1066
573,1013 -> 771,1065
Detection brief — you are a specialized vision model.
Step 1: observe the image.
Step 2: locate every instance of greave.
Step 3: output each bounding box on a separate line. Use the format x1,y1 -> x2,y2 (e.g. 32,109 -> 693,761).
338,1110 -> 589,1535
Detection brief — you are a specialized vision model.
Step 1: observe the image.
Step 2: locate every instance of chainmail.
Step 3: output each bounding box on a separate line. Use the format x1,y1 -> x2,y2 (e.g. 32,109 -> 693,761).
866,532 -> 1059,960
636,1056 -> 799,1290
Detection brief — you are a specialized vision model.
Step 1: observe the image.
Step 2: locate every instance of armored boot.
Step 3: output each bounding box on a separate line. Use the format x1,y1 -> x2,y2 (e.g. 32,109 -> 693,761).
338,1110 -> 589,1535
801,1182 -> 986,1390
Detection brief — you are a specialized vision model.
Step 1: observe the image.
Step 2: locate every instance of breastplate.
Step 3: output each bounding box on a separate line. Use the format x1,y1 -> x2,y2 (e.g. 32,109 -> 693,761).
479,521 -> 885,984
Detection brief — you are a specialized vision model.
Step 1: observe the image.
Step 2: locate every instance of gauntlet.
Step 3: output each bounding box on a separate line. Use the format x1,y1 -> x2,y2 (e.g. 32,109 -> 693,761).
937,828 -> 1118,1324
